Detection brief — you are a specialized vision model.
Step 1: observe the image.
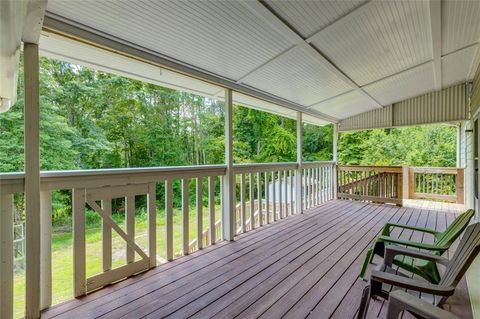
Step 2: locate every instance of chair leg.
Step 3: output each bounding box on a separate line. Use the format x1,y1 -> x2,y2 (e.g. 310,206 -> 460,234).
357,284 -> 371,319
386,297 -> 403,319
359,247 -> 374,279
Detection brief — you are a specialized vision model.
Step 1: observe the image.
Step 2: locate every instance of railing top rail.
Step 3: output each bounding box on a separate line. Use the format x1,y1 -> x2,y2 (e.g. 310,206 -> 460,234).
409,167 -> 463,174
337,165 -> 403,173
301,161 -> 335,168
1,165 -> 228,193
232,162 -> 298,174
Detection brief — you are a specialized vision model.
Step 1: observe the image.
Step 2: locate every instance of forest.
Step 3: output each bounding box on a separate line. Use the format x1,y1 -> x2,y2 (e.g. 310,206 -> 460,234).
0,55 -> 458,226
1,56 -> 457,316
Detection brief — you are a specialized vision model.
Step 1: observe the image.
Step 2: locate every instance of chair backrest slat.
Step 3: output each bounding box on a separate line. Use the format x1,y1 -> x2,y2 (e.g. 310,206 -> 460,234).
435,210 -> 475,248
439,223 -> 480,289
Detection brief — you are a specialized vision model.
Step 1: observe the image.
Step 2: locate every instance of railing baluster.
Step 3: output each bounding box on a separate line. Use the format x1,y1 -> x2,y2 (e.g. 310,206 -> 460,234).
0,193 -> 14,318
73,188 -> 86,297
302,168 -> 308,209
257,172 -> 263,226
208,176 -> 217,245
102,197 -> 112,272
196,177 -> 203,250
148,183 -> 157,267
272,171 -> 277,221
165,179 -> 173,261
289,170 -> 295,215
249,172 -> 255,230
240,173 -> 246,233
40,191 -> 52,310
265,173 -> 270,223
278,171 -> 283,218
125,195 -> 135,263
308,168 -> 315,208
182,179 -> 189,255
283,170 -> 288,216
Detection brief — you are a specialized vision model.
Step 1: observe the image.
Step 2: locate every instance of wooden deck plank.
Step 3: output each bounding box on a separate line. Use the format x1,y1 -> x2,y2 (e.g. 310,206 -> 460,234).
142,203 -> 374,318
98,201 -> 362,319
43,200 -> 352,319
207,204 -> 397,319
41,200 -> 473,319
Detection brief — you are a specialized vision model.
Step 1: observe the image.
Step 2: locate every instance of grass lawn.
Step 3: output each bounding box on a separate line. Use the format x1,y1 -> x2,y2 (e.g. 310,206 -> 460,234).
13,205 -> 221,318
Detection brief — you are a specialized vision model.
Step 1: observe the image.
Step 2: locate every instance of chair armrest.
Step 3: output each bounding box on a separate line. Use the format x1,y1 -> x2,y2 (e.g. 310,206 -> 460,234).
384,245 -> 450,267
383,223 -> 440,236
378,236 -> 447,251
388,290 -> 459,319
371,270 -> 454,296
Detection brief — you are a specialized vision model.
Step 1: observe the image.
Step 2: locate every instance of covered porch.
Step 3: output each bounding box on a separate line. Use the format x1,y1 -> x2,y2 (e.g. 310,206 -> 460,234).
40,200 -> 471,319
1,1 -> 480,319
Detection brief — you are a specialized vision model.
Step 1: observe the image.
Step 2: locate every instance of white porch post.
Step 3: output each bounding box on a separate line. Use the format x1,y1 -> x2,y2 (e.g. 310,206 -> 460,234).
456,123 -> 462,167
333,124 -> 338,162
295,112 -> 303,214
24,43 -> 41,319
333,124 -> 339,199
222,88 -> 235,241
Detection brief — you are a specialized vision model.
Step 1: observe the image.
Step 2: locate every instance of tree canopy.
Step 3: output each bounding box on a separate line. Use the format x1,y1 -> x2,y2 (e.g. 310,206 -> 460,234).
0,55 -> 456,174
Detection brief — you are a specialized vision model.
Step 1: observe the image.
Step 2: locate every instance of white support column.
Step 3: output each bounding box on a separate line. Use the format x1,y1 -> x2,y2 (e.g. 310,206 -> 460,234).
222,88 -> 235,241
295,112 -> 303,214
456,124 -> 462,167
333,124 -> 339,162
333,124 -> 339,199
24,42 -> 41,319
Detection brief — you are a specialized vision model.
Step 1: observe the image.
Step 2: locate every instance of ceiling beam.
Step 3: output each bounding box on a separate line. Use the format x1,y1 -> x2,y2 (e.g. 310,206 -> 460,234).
242,0 -> 383,109
42,14 -> 339,123
429,0 -> 442,91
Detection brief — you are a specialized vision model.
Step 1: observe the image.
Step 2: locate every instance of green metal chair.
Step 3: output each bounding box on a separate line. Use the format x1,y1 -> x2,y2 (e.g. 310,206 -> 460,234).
359,209 -> 475,283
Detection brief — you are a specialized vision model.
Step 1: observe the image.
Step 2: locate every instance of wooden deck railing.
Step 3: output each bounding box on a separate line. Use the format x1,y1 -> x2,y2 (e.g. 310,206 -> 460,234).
337,165 -> 465,205
0,161 -> 335,319
337,166 -> 403,205
408,167 -> 464,204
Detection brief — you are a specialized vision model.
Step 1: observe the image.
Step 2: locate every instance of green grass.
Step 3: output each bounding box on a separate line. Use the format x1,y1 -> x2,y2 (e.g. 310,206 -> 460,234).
13,205 -> 220,318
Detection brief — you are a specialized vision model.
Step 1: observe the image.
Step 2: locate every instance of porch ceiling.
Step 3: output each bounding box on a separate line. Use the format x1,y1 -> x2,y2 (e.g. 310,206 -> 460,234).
37,1 -> 480,122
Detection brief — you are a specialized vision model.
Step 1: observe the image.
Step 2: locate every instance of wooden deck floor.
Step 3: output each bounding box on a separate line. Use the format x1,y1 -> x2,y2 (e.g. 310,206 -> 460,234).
42,200 -> 472,319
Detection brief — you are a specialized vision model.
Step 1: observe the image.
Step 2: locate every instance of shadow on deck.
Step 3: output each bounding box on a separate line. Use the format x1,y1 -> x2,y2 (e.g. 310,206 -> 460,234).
41,200 -> 472,319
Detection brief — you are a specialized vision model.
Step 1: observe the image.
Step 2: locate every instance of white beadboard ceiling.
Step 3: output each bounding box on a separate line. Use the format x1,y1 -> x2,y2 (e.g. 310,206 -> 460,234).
41,0 -> 480,123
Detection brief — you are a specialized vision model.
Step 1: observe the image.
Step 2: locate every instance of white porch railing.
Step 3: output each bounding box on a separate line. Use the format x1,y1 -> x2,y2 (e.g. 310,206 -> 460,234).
0,161 -> 335,318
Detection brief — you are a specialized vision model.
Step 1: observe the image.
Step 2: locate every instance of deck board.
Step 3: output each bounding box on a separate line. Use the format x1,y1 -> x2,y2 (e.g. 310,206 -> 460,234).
41,200 -> 473,319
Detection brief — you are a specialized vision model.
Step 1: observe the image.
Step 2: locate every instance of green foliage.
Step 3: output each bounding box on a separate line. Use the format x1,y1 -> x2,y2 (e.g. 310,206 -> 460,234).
338,125 -> 457,167
1,55 -> 457,231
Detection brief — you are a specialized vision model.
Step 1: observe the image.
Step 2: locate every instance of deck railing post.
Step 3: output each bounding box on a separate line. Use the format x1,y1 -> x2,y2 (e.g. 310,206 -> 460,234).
296,112 -> 303,214
222,88 -> 235,240
24,42 -> 41,319
0,193 -> 14,319
402,166 -> 409,204
456,168 -> 465,204
333,124 -> 338,199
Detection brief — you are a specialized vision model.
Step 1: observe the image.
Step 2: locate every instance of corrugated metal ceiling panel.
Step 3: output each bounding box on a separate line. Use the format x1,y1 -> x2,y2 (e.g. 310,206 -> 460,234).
393,83 -> 467,126
310,0 -> 432,86
339,84 -> 467,131
46,0 -> 295,81
264,0 -> 366,38
363,62 -> 435,106
309,90 -> 376,119
241,45 -> 351,106
442,0 -> 480,55
338,106 -> 393,132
